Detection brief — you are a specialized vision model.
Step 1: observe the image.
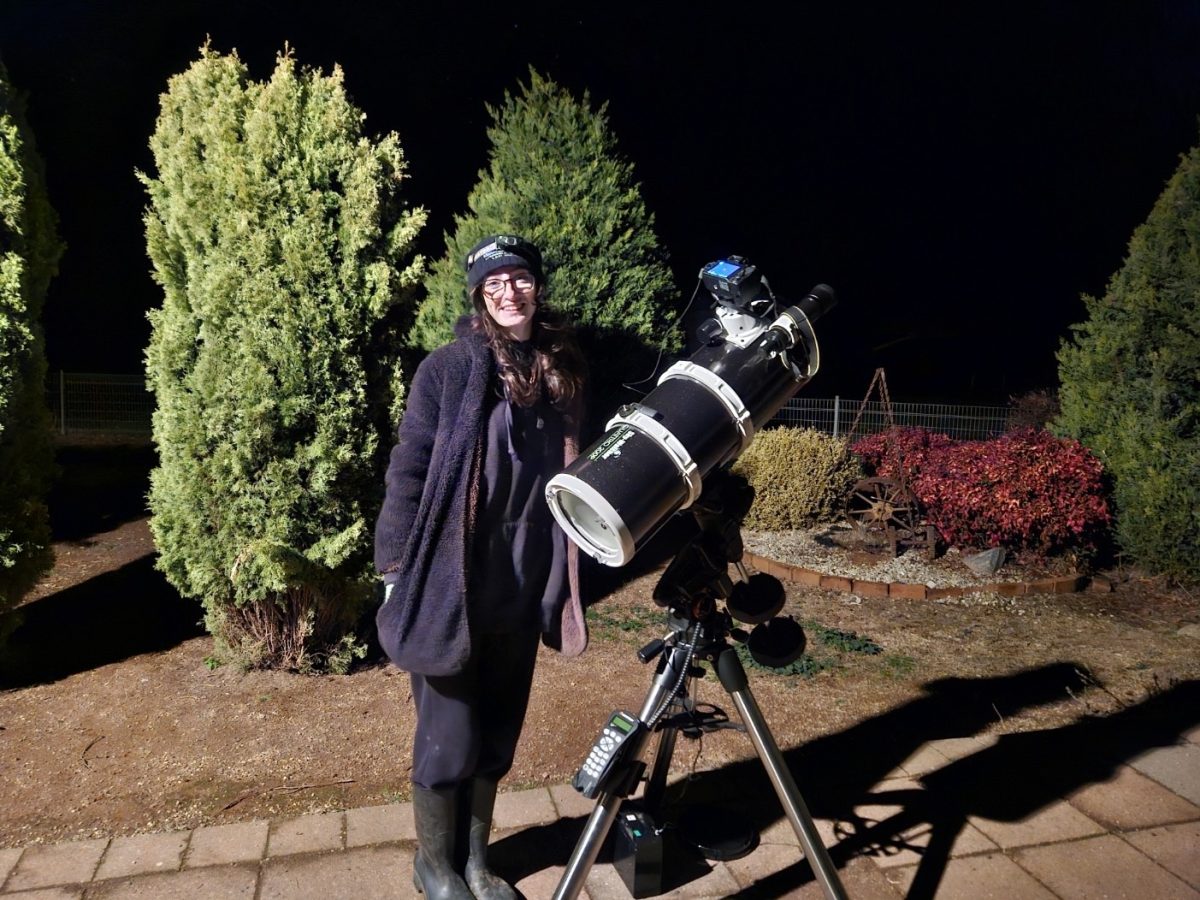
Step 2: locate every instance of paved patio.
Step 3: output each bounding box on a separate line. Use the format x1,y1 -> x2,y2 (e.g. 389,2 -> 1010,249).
2,715 -> 1197,899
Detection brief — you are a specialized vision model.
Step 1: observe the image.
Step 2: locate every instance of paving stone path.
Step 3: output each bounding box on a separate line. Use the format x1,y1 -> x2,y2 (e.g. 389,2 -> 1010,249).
3,727 -> 1197,899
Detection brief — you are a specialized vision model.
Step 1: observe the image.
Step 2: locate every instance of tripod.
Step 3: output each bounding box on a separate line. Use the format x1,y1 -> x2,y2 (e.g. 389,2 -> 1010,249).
552,476 -> 849,900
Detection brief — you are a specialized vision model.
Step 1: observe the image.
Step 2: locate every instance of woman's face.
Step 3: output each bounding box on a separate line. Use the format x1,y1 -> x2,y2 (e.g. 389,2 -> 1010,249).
480,265 -> 538,341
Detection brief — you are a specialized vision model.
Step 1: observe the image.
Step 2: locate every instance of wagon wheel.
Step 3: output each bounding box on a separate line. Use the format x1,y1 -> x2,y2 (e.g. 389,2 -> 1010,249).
844,477 -> 923,555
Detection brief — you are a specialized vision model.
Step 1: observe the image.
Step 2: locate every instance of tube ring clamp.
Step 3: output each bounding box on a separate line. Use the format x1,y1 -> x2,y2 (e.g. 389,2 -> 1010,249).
606,408 -> 703,509
659,361 -> 756,455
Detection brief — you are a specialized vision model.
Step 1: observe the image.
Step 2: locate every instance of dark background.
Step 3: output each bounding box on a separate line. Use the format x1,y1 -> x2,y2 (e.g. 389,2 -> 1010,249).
3,1 -> 1199,403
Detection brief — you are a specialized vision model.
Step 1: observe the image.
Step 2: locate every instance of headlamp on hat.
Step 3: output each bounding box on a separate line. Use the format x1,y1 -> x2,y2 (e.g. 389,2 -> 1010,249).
466,234 -> 544,292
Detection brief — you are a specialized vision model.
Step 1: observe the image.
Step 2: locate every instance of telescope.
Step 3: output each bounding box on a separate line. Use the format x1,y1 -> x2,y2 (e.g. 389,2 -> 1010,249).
546,255 -> 836,567
545,256 -> 847,900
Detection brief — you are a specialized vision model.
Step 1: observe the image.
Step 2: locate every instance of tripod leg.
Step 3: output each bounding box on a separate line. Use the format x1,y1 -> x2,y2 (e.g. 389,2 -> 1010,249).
553,639 -> 696,900
643,720 -> 680,812
716,648 -> 849,900
552,788 -> 628,900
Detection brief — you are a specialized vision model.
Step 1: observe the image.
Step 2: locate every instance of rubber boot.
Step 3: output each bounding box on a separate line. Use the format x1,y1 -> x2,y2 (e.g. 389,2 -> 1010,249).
464,778 -> 517,900
411,785 -> 474,900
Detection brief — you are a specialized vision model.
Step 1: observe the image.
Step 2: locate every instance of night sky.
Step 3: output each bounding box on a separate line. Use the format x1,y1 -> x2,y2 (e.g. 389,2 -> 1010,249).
3,1 -> 1199,403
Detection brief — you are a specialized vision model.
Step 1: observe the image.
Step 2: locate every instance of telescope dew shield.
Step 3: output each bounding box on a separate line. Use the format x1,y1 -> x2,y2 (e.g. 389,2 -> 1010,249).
547,289 -> 833,567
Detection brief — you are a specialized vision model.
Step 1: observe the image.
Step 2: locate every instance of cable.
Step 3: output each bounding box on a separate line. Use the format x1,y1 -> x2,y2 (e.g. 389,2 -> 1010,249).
619,280 -> 700,396
647,622 -> 703,727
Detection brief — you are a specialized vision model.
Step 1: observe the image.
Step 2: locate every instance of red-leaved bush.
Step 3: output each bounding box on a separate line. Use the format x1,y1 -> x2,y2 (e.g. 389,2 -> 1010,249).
850,427 -> 956,479
851,427 -> 1112,556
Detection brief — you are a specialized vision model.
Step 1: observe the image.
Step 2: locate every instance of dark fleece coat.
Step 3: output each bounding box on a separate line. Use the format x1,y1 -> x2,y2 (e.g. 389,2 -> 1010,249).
374,316 -> 586,676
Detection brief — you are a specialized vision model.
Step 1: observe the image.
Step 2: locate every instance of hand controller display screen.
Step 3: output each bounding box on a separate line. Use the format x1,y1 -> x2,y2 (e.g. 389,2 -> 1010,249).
573,711 -> 643,799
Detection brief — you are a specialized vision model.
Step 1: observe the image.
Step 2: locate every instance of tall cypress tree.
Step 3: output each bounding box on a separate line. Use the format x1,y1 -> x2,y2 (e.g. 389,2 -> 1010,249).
1055,130 -> 1200,582
141,45 -> 426,670
411,68 -> 680,424
0,59 -> 63,644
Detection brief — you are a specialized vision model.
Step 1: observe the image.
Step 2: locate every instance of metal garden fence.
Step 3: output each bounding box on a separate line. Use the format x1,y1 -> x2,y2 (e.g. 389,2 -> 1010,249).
774,396 -> 1010,441
45,372 -> 153,438
41,373 -> 1013,443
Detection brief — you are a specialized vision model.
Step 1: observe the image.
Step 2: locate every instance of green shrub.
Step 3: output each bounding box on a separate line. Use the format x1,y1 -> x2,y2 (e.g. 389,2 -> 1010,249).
0,59 -> 63,644
733,427 -> 862,530
140,45 -> 425,670
1055,129 -> 1200,582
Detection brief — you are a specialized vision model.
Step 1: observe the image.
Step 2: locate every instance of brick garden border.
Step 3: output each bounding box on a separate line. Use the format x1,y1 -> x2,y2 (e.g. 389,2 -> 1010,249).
744,551 -> 1115,600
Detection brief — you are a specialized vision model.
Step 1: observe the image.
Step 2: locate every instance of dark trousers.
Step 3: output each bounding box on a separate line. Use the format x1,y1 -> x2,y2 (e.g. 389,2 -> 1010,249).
410,630 -> 541,790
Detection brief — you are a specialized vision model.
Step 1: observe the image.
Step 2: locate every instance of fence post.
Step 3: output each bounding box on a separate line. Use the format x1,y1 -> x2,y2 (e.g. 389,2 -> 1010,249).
833,395 -> 839,438
59,370 -> 66,435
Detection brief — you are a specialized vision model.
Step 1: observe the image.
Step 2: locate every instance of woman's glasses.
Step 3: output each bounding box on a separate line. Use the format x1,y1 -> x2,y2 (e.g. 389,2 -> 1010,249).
482,273 -> 536,300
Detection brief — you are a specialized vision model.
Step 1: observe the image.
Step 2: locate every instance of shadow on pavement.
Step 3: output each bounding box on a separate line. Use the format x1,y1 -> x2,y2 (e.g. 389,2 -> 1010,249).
723,671 -> 1200,899
820,678 -> 1200,900
495,664 -> 1200,899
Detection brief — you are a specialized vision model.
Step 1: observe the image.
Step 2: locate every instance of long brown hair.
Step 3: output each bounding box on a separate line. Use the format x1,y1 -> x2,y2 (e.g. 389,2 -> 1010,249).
470,285 -> 586,412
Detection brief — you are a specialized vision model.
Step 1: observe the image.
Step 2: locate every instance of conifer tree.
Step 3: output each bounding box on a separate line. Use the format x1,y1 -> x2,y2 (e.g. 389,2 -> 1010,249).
1055,130 -> 1200,582
0,59 -> 63,643
141,45 -> 426,670
411,69 -> 680,424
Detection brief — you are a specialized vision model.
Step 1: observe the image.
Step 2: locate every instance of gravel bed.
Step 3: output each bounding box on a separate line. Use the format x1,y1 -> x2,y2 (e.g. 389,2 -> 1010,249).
742,522 -> 1068,588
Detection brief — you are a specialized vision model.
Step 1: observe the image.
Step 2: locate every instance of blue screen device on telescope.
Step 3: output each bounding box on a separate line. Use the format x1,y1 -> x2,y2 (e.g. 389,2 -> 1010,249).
701,256 -> 765,310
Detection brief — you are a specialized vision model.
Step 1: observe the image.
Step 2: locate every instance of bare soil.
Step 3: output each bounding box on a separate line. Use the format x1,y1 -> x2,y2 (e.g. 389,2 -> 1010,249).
1,447 -> 1198,850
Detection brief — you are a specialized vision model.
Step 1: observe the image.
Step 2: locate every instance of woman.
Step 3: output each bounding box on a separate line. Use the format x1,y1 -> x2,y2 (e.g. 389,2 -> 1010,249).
375,234 -> 588,899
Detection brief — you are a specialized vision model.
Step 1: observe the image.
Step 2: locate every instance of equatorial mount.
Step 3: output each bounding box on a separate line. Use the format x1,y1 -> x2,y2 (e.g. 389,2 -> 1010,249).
650,469 -> 805,669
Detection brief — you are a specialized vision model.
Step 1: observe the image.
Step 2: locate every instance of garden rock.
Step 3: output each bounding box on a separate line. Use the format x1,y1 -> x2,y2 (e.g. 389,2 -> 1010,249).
963,547 -> 1007,576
